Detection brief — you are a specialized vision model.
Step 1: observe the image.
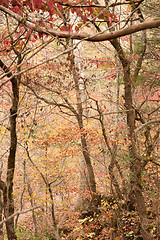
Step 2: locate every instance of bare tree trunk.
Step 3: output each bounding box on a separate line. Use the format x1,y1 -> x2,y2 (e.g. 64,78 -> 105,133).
71,54 -> 97,210
26,179 -> 38,237
0,59 -> 19,240
0,162 -> 4,240
73,41 -> 89,209
15,160 -> 26,228
110,38 -> 153,240
5,76 -> 19,240
0,191 -> 3,240
96,100 -> 123,200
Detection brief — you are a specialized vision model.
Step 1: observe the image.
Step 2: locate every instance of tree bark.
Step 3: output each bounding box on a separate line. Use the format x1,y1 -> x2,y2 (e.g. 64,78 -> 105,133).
0,59 -> 19,240
0,162 -> 4,240
5,76 -> 19,240
110,38 -> 153,240
71,55 -> 97,209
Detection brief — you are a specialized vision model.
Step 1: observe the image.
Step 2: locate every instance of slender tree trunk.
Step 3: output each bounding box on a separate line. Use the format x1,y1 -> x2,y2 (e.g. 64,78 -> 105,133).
110,38 -> 153,239
96,101 -> 123,200
0,191 -> 3,240
0,162 -> 4,240
0,59 -> 19,239
26,180 -> 38,237
4,76 -> 19,240
71,54 -> 97,209
73,41 -> 90,209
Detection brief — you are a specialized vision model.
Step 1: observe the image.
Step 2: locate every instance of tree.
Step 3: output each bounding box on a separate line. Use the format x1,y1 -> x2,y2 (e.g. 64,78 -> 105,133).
0,0 -> 160,239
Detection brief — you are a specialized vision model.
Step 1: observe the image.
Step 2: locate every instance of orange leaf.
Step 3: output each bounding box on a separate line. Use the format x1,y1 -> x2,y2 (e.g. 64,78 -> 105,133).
127,4 -> 131,11
108,211 -> 112,217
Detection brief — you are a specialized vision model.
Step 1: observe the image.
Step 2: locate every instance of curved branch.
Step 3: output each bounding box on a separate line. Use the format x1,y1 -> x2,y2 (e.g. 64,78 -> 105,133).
0,5 -> 160,42
135,120 -> 160,133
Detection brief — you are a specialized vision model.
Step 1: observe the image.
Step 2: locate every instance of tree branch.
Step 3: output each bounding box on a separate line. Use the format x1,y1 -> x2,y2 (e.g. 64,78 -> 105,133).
0,206 -> 42,226
54,1 -> 143,8
135,120 -> 160,133
0,5 -> 160,42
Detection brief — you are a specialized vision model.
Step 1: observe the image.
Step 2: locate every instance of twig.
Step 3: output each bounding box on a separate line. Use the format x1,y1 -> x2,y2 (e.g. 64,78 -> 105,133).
135,120 -> 160,133
0,206 -> 42,226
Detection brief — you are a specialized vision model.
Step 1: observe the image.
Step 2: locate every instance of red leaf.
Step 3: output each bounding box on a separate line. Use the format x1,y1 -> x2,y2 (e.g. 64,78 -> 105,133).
0,0 -> 9,7
34,0 -> 42,9
14,6 -> 20,12
71,8 -> 75,14
32,33 -> 38,42
98,13 -> 104,19
1,32 -> 6,40
60,25 -> 70,32
34,33 -> 37,39
15,32 -> 20,38
38,32 -> 43,38
26,29 -> 32,38
10,6 -> 22,16
11,0 -> 19,7
109,15 -> 112,25
46,0 -> 55,10
23,1 -> 33,10
4,39 -> 9,45
57,3 -> 63,12
88,7 -> 93,14
81,15 -> 87,23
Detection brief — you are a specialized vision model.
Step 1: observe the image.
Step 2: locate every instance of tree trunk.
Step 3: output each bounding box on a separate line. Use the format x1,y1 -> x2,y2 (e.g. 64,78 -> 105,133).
0,191 -> 3,240
4,76 -> 19,240
0,162 -> 4,240
73,41 -> 91,210
0,59 -> 19,239
110,38 -> 153,240
71,54 -> 97,210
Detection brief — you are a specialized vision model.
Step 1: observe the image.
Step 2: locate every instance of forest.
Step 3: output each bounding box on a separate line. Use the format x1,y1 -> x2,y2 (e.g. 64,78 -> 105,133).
0,0 -> 160,239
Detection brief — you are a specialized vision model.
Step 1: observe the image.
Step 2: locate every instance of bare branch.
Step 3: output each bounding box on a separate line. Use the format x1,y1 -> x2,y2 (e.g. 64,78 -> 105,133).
151,160 -> 160,166
0,206 -> 42,226
135,120 -> 160,133
0,5 -> 160,42
56,1 -> 143,8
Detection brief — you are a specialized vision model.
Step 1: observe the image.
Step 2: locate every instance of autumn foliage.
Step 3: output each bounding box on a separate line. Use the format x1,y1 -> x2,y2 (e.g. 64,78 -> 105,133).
0,0 -> 160,240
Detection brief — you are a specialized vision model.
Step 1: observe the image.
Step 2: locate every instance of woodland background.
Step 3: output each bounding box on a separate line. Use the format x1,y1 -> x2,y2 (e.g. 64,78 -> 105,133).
0,0 -> 160,239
